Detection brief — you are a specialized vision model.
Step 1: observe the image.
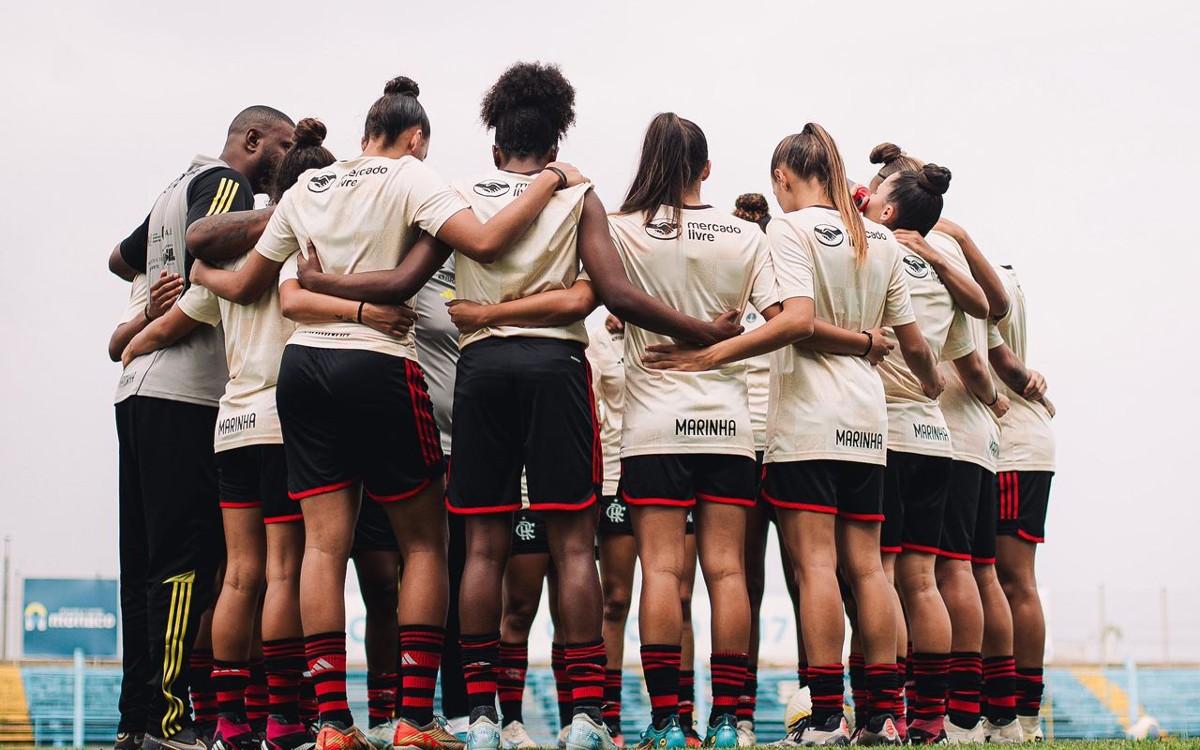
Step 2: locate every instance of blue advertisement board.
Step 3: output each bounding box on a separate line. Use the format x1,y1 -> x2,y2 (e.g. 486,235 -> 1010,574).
22,578 -> 119,658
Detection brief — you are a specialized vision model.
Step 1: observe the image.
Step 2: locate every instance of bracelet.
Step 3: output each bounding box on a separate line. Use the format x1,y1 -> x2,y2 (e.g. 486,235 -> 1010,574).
144,304 -> 153,322
860,331 -> 873,358
986,389 -> 1000,407
544,165 -> 568,190
357,301 -> 365,324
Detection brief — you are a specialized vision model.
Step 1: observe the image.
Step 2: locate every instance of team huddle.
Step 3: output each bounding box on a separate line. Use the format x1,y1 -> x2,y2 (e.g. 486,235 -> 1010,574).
106,61 -> 1055,750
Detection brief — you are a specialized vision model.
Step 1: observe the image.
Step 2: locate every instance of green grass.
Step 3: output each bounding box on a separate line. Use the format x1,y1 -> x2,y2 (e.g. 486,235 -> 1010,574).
3,744 -> 1198,750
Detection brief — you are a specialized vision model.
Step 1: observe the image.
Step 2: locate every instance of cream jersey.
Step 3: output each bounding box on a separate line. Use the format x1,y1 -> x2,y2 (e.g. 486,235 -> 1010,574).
452,170 -> 591,350
609,205 -> 778,459
765,207 -> 915,466
929,232 -> 1000,470
587,320 -> 625,497
878,244 -> 976,457
256,155 -> 468,359
741,307 -> 771,453
177,249 -> 296,451
993,266 -> 1056,472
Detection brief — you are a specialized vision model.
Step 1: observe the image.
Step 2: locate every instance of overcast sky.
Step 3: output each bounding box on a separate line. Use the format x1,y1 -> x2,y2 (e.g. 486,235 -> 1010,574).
2,1 -> 1197,661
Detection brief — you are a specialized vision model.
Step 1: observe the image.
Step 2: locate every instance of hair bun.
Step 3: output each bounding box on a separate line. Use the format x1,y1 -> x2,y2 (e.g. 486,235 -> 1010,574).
292,117 -> 327,148
917,164 -> 951,195
735,193 -> 769,214
384,76 -> 420,98
869,142 -> 904,165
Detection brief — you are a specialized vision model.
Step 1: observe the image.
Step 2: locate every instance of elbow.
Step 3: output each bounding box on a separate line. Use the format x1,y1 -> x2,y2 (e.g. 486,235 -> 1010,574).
964,297 -> 990,320
794,316 -> 815,341
185,226 -> 212,261
602,287 -> 638,322
107,343 -> 122,363
987,290 -> 1011,320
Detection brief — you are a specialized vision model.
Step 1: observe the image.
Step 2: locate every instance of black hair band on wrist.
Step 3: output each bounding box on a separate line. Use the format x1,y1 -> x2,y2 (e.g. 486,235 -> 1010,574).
544,165 -> 568,190
357,301 -> 365,324
860,330 -> 873,358
986,389 -> 1000,407
144,304 -> 153,322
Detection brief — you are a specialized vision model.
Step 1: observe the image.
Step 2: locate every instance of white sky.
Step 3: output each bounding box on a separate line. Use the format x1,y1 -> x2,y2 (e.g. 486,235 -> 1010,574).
2,1 -> 1198,660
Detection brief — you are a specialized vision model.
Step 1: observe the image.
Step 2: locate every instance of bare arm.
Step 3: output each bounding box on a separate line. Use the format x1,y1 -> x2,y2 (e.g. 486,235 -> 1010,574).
187,206 -> 276,262
107,272 -> 184,361
952,350 -> 1009,419
640,297 -> 815,372
121,306 -> 203,367
934,217 -> 1010,318
278,279 -> 418,339
988,342 -> 1051,404
191,252 -> 282,305
795,321 -> 893,364
894,229 -> 988,318
893,321 -> 944,399
108,245 -> 138,281
297,234 -> 453,304
577,193 -> 742,346
447,278 -> 597,335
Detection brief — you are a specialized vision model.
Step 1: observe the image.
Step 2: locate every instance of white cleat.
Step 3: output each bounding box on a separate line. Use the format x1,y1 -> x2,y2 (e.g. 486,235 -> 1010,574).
735,720 -> 757,748
981,718 -> 1023,744
556,726 -> 571,750
943,718 -> 984,745
1016,716 -> 1042,743
800,715 -> 850,746
367,721 -> 396,750
499,722 -> 537,750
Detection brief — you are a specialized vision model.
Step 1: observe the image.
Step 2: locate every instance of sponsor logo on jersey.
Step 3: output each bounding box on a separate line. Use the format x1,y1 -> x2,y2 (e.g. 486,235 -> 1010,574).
645,219 -> 681,240
347,166 -> 388,177
835,429 -> 884,450
514,518 -> 537,541
684,220 -> 742,241
308,172 -> 337,193
605,500 -> 627,524
675,418 -> 737,436
217,412 -> 257,437
902,254 -> 930,279
989,439 -> 1001,459
866,229 -> 889,242
814,224 -> 844,246
473,179 -> 511,197
913,423 -> 950,442
746,312 -> 758,323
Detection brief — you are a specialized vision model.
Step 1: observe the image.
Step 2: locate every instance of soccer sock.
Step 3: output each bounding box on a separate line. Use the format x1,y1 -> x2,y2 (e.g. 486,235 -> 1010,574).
737,664 -> 758,723
808,664 -> 846,727
566,641 -> 607,716
679,669 -> 696,728
894,655 -> 909,727
983,657 -> 1018,724
865,663 -> 898,723
603,669 -> 623,734
212,660 -> 250,722
367,672 -> 398,728
1015,667 -> 1044,718
305,631 -> 352,727
299,675 -> 319,725
641,645 -> 682,728
947,652 -> 982,729
498,641 -> 529,725
245,660 -> 269,728
710,652 -> 748,725
797,662 -> 809,689
399,626 -> 443,727
460,633 -> 500,716
190,648 -> 218,727
910,653 -> 949,729
552,644 -> 572,728
263,638 -> 305,724
848,652 -> 867,727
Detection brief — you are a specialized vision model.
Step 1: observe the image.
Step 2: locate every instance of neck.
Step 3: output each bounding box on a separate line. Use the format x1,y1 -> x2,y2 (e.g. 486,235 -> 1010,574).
681,184 -> 703,207
219,144 -> 251,180
791,180 -> 834,212
499,154 -> 550,174
363,143 -> 413,159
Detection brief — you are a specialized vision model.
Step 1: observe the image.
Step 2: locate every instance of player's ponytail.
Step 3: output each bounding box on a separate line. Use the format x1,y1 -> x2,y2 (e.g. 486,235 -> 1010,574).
269,117 -> 336,204
364,75 -> 430,146
619,112 -> 708,228
869,142 -> 925,187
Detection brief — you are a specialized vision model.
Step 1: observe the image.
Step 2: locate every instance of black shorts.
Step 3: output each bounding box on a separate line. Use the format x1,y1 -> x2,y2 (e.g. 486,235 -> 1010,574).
760,460 -> 885,521
216,444 -> 299,524
939,461 -> 998,563
620,454 -> 757,508
997,471 -> 1053,544
511,511 -> 550,556
447,338 -> 599,514
881,451 -> 952,555
598,495 -> 633,535
276,346 -> 444,502
351,491 -> 399,554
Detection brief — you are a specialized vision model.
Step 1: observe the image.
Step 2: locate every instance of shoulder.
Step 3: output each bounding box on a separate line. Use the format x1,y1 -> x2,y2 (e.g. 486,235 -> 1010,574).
188,166 -> 252,198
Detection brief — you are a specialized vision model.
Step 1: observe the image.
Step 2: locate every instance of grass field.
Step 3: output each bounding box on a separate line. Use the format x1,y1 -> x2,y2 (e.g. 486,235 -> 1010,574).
5,744 -> 1200,750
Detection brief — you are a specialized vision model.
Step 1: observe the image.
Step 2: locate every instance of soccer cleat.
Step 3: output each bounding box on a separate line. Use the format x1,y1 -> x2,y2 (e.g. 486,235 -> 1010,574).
611,735 -> 626,748
798,714 -> 850,746
942,718 -> 984,745
702,715 -> 739,748
769,716 -> 810,747
143,727 -> 210,750
117,732 -> 147,750
848,714 -> 900,746
313,723 -> 371,750
499,721 -> 538,750
735,720 -> 756,748
557,726 -> 571,750
263,716 -> 316,750
565,711 -> 617,750
982,718 -> 1024,744
393,718 -> 466,750
213,717 -> 261,750
634,716 -> 687,750
366,720 -> 395,750
784,687 -> 813,734
1016,716 -> 1042,743
466,713 -> 501,750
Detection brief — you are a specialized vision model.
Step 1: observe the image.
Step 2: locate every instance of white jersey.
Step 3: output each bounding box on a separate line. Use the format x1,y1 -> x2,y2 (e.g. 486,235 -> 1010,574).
765,207 -> 915,466
608,205 -> 778,459
256,155 -> 468,360
452,170 -> 591,349
993,266 -> 1056,472
877,240 -> 975,457
741,307 -> 771,453
412,259 -> 458,455
930,232 -> 1000,470
587,321 -> 625,497
113,275 -> 151,403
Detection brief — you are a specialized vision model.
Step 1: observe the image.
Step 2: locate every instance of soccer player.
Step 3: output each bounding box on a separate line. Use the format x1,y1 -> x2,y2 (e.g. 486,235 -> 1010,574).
109,105 -> 295,750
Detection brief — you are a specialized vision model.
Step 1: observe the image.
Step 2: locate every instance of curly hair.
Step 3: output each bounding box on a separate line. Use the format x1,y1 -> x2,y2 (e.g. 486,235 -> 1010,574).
481,61 -> 576,157
733,193 -> 770,230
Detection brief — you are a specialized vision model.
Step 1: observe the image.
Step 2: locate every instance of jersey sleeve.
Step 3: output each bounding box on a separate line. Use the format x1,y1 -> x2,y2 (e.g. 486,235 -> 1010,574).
277,253 -> 300,287
175,285 -> 223,327
766,219 -> 815,301
942,308 -> 976,362
186,168 -> 256,228
407,161 -> 470,237
120,274 -> 150,324
255,191 -> 300,264
882,243 -> 917,327
987,318 -> 1005,350
118,214 -> 151,273
747,233 -> 781,312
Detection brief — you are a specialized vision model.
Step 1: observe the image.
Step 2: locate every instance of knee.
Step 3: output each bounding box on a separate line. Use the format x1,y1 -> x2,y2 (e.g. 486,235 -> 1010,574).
361,582 -> 399,616
502,605 -> 537,635
223,557 -> 266,597
603,586 -> 632,623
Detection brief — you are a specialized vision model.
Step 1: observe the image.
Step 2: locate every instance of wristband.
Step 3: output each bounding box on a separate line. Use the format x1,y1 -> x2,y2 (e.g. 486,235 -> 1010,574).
986,389 -> 1000,407
860,330 -> 873,358
144,304 -> 153,322
544,165 -> 568,190
357,301 -> 365,324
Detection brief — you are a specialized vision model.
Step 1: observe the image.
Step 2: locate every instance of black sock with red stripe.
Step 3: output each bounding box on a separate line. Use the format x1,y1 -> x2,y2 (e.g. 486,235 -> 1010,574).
865,663 -> 898,723
910,653 -> 949,728
983,657 -> 1017,723
947,652 -> 982,729
498,641 -> 529,725
246,660 -> 268,729
895,654 -> 909,726
461,633 -> 500,716
212,660 -> 250,722
848,652 -> 867,727
305,632 -> 352,727
710,652 -> 747,725
367,672 -> 398,728
190,649 -> 218,727
1015,667 -> 1044,718
797,662 -> 809,689
263,638 -> 305,724
566,641 -> 607,717
298,675 -> 319,725
603,669 -> 623,734
552,643 -> 571,728
641,645 -> 681,728
678,669 -> 695,728
399,626 -> 443,726
736,664 -> 757,723
808,664 -> 846,727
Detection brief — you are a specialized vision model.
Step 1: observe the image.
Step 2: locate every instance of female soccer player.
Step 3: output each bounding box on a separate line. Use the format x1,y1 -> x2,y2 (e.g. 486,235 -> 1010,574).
643,123 -> 943,746
606,113 -> 778,750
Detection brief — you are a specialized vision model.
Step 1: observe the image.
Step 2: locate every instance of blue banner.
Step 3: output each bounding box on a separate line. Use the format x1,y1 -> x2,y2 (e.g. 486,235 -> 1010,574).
22,578 -> 119,658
